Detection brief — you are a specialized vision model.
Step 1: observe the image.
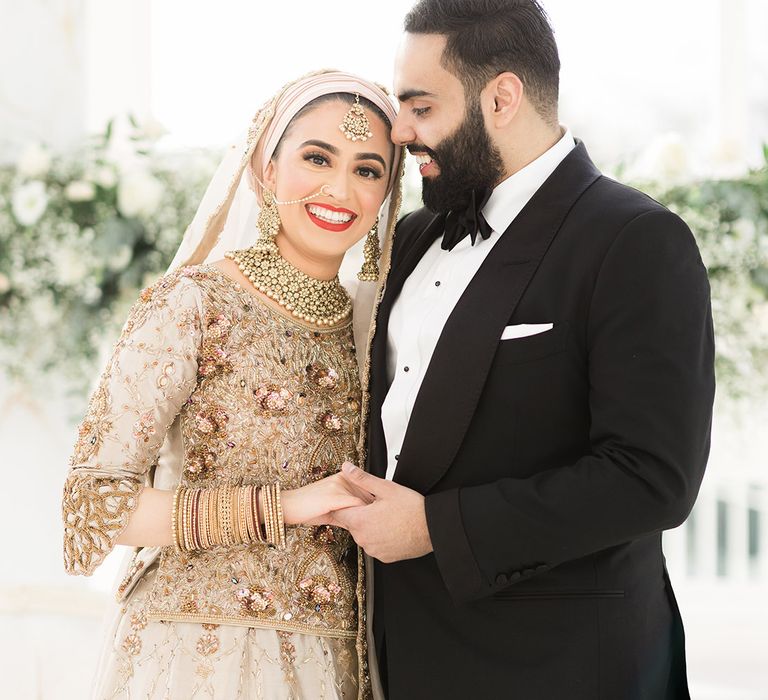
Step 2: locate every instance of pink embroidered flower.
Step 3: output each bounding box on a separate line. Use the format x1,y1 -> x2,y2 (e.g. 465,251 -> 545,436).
306,363 -> 339,389
298,576 -> 342,611
132,411 -> 156,442
253,385 -> 292,413
183,446 -> 217,481
235,585 -> 274,614
194,406 -> 228,434
318,411 -> 342,432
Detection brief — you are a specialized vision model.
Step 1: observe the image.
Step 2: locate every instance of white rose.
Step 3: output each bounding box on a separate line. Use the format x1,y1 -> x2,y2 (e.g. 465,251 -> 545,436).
117,169 -> 164,218
65,180 -> 96,202
93,165 -> 117,189
56,248 -> 89,286
107,244 -> 133,272
16,143 -> 52,178
732,218 -> 756,241
11,180 -> 49,226
0,273 -> 10,294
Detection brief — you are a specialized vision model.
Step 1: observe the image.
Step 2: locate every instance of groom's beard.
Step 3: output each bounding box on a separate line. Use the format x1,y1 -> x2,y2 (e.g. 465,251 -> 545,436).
419,100 -> 504,214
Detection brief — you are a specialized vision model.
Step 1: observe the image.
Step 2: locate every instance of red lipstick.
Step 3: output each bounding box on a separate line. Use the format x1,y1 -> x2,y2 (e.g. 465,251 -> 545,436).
305,203 -> 358,232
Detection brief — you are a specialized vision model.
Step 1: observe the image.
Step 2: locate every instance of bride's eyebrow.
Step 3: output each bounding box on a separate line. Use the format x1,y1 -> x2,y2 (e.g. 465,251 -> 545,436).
300,139 -> 338,154
300,140 -> 386,169
355,152 -> 386,168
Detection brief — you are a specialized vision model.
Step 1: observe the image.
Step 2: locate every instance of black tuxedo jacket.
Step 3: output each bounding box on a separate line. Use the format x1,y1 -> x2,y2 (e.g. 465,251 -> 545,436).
366,143 -> 715,699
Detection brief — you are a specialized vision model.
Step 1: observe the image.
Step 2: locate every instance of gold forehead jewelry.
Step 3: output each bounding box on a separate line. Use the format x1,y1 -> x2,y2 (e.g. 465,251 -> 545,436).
339,94 -> 373,142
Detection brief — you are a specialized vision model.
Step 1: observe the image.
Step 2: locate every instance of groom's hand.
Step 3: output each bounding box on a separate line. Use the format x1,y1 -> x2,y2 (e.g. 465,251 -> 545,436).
330,462 -> 433,563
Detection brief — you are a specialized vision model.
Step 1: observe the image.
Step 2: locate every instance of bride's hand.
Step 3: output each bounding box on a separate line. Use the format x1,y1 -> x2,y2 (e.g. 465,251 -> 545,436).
281,471 -> 374,526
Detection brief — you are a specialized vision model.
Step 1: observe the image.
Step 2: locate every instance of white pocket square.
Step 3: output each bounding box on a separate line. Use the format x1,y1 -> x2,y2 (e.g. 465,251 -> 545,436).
500,323 -> 554,340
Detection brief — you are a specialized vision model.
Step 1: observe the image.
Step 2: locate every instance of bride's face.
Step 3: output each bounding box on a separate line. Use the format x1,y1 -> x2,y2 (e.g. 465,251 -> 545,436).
263,99 -> 393,269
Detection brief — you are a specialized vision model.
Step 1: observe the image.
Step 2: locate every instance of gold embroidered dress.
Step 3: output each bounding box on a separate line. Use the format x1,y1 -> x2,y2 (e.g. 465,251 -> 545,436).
62,264 -> 369,698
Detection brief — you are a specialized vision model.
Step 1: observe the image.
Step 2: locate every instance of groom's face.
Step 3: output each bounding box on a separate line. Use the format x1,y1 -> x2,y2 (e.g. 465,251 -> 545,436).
392,33 -> 503,213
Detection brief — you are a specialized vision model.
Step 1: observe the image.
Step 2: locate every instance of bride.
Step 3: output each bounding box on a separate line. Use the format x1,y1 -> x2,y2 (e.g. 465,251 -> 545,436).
61,70 -> 403,699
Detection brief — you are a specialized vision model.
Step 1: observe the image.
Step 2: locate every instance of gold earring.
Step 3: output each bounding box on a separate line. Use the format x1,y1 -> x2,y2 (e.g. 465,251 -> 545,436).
253,188 -> 281,254
358,218 -> 381,281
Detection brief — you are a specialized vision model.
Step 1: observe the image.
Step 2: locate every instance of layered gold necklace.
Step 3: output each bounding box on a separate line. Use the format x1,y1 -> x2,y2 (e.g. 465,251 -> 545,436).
225,246 -> 352,327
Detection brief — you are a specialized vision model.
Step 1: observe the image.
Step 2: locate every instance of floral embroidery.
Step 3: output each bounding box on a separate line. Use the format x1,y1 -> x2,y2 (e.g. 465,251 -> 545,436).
156,362 -> 176,389
311,525 -> 337,546
130,611 -> 147,630
193,405 -> 229,435
116,559 -> 145,600
121,633 -> 142,655
318,411 -> 343,432
183,445 -> 217,481
64,265 -> 362,642
253,385 -> 292,414
62,474 -> 143,576
132,411 -> 156,442
70,383 -> 113,465
306,363 -> 339,389
298,575 -> 342,612
198,313 -> 233,378
235,585 -> 275,615
196,633 -> 220,656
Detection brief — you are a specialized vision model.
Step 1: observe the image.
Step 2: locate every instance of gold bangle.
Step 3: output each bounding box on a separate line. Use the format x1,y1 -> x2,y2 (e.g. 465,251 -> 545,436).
274,482 -> 286,548
184,488 -> 195,552
191,489 -> 202,550
199,486 -> 210,549
179,487 -> 189,552
242,485 -> 253,543
206,488 -> 217,547
238,487 -> 249,544
220,484 -> 233,546
253,486 -> 265,543
229,485 -> 240,545
171,484 -> 183,553
262,484 -> 274,545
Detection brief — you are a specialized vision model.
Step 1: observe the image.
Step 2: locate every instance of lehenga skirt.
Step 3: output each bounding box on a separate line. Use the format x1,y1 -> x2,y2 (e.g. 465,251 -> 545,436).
91,564 -> 358,700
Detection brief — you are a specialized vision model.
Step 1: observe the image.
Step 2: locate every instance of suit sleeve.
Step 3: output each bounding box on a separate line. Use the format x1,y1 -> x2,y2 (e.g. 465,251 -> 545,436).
425,209 -> 716,603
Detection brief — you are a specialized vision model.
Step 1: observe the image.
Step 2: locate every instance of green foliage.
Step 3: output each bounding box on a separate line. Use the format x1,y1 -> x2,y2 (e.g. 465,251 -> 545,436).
0,126 -> 216,396
640,151 -> 768,401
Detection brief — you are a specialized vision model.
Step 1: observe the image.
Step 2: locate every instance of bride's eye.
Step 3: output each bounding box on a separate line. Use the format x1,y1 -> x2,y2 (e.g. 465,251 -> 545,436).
304,152 -> 329,167
357,166 -> 383,180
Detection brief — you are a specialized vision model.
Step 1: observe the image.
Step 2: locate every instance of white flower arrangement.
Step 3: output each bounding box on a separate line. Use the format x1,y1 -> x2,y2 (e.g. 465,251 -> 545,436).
0,119 -> 766,408
0,117 -> 217,397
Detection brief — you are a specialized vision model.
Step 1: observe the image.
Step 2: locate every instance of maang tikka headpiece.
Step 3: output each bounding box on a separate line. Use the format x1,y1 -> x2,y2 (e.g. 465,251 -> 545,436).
339,93 -> 373,142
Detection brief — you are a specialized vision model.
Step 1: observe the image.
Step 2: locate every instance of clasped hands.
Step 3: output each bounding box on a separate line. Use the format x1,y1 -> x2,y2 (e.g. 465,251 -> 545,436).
286,462 -> 433,562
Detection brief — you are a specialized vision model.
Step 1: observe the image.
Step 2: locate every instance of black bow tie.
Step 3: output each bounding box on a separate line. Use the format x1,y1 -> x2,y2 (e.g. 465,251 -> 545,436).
440,187 -> 494,251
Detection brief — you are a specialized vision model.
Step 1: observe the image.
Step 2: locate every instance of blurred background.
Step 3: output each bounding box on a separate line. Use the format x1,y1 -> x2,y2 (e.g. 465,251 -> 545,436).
0,1 -> 766,697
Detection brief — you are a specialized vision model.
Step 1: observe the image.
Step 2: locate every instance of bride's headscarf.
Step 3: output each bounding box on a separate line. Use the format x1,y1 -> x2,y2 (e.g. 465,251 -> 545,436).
167,70 -> 404,377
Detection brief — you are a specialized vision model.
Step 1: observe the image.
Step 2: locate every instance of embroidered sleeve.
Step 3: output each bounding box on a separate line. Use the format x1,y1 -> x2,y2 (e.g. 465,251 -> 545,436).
62,270 -> 204,576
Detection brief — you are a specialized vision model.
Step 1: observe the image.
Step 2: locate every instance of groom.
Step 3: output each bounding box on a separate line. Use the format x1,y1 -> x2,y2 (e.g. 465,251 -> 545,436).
333,1 -> 715,697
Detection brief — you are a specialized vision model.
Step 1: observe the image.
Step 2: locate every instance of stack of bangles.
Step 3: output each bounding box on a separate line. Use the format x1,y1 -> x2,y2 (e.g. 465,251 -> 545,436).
172,483 -> 285,553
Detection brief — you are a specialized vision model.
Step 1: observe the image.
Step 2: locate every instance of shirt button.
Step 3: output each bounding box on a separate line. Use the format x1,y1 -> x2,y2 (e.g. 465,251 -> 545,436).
404,366 -> 410,372
395,454 -> 400,460
435,281 -> 441,287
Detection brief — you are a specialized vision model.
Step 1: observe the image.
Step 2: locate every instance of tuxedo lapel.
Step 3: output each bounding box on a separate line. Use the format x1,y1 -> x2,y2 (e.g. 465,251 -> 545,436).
366,212 -> 445,477
393,143 -> 601,493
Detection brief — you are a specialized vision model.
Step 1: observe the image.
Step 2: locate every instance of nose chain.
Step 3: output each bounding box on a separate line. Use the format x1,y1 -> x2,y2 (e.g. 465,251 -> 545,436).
253,175 -> 330,206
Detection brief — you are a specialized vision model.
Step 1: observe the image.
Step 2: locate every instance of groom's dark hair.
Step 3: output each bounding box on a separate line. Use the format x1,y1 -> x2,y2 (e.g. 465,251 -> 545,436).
404,0 -> 560,126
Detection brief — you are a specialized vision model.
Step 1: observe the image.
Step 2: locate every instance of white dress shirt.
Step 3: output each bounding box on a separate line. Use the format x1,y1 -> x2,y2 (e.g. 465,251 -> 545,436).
381,130 -> 576,481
